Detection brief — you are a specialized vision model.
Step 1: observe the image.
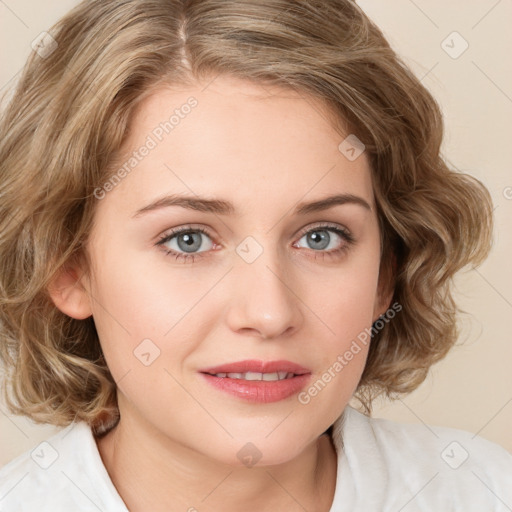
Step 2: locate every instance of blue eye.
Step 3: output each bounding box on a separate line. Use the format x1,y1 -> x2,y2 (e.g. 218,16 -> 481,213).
295,226 -> 353,253
156,226 -> 214,263
156,224 -> 355,263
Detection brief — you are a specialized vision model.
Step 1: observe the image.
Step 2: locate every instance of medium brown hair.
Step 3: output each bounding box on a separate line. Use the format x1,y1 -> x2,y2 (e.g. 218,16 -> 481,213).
0,0 -> 493,435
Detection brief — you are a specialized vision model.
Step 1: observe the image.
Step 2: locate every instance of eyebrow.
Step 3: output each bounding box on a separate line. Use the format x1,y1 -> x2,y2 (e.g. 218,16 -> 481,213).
132,192 -> 372,218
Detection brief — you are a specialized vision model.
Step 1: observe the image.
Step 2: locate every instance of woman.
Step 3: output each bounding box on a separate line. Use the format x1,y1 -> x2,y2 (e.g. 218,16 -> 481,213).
0,1 -> 510,510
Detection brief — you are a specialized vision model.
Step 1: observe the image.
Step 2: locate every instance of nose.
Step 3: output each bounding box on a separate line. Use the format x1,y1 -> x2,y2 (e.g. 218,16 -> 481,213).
225,246 -> 305,340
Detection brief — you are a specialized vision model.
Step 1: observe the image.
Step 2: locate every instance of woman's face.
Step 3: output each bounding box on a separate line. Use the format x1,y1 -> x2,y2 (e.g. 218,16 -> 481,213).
75,75 -> 391,465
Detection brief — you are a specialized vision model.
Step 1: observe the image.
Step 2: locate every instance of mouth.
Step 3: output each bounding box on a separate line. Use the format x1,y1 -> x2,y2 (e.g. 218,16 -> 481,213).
198,360 -> 311,403
199,359 -> 310,375
203,371 -> 298,381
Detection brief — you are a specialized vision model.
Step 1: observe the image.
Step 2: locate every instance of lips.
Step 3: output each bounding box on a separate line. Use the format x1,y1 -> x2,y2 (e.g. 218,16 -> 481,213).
199,359 -> 312,403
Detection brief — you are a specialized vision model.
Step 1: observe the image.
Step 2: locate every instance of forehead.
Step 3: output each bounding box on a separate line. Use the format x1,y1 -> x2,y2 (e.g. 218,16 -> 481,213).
99,76 -> 374,217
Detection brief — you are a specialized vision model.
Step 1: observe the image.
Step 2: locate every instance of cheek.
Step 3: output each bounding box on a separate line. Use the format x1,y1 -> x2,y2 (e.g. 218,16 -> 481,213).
309,257 -> 381,346
301,248 -> 380,403
298,288 -> 373,424
89,243 -> 190,334
86,248 -> 212,391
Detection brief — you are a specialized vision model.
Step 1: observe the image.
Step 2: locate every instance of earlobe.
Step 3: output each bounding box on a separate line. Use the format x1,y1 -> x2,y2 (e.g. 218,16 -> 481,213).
47,263 -> 93,320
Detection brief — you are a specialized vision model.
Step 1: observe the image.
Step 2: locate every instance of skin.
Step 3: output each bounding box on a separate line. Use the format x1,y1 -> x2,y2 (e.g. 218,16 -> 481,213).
49,75 -> 393,512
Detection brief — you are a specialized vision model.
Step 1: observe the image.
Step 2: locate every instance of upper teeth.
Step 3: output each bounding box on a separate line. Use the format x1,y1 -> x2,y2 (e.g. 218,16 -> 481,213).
213,371 -> 294,381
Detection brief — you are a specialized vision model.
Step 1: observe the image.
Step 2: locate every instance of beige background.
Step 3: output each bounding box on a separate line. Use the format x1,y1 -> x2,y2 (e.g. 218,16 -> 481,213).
0,0 -> 511,467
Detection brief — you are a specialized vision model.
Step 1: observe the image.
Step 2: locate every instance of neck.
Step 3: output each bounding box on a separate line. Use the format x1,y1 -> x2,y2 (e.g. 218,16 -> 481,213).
95,408 -> 338,512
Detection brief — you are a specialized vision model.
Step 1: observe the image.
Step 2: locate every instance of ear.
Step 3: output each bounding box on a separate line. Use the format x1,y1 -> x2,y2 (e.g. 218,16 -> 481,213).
372,251 -> 396,322
47,260 -> 93,320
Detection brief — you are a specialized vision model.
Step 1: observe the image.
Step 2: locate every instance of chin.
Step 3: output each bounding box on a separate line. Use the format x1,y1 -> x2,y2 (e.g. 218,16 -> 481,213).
197,428 -> 318,469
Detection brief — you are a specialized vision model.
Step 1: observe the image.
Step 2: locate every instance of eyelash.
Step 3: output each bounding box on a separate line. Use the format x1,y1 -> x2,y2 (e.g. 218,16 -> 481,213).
155,223 -> 355,263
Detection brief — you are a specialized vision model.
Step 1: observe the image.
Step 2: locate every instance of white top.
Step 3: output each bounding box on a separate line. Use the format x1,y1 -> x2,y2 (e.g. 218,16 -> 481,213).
1,405 -> 511,511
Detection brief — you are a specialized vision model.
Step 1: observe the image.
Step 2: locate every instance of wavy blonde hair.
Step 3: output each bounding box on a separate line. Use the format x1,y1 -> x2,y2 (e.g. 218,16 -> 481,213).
0,0 -> 493,436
